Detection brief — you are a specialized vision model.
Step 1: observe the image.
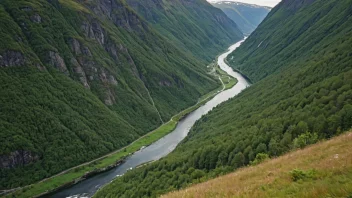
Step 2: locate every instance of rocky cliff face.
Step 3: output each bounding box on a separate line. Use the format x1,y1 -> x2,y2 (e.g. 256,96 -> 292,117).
84,0 -> 146,31
0,151 -> 38,169
0,51 -> 25,67
48,51 -> 68,74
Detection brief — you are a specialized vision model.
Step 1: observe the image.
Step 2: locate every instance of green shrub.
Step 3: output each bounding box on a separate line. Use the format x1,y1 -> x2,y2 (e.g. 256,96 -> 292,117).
191,170 -> 205,180
290,169 -> 318,182
250,153 -> 269,166
293,132 -> 318,149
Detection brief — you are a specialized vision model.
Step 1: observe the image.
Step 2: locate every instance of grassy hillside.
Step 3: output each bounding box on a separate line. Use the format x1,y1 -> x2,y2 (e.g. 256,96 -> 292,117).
212,1 -> 270,35
94,0 -> 352,197
126,0 -> 243,62
0,0 -> 226,189
164,132 -> 352,198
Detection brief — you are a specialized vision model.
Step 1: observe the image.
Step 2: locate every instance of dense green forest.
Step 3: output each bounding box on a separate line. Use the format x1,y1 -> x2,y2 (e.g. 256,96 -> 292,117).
0,67 -> 141,186
126,0 -> 243,62
0,0 -> 242,188
212,1 -> 270,35
95,0 -> 352,197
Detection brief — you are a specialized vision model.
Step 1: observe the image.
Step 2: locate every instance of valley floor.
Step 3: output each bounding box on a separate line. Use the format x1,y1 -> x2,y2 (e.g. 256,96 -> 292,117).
163,131 -> 352,198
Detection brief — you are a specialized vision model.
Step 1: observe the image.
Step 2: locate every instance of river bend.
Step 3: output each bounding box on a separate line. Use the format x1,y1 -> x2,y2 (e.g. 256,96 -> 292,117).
52,39 -> 250,198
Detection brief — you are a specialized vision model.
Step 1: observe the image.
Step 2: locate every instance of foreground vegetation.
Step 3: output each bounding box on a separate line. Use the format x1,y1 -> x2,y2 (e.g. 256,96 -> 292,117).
94,0 -> 352,197
164,132 -> 352,198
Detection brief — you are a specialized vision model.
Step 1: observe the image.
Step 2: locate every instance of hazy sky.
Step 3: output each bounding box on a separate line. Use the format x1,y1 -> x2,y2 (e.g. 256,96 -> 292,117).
208,0 -> 282,7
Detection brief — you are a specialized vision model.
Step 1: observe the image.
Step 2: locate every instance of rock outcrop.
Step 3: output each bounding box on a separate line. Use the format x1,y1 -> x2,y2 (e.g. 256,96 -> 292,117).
159,80 -> 172,87
48,51 -> 68,74
30,14 -> 42,23
71,58 -> 90,88
99,69 -> 118,105
0,150 -> 39,169
81,21 -> 105,45
0,50 -> 25,67
86,0 -> 145,31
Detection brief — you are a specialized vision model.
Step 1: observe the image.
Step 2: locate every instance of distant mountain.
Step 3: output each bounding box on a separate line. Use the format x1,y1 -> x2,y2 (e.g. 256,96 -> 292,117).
211,1 -> 271,35
126,0 -> 243,61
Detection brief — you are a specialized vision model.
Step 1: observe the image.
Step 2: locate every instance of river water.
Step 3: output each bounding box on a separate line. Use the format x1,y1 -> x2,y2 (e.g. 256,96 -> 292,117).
51,39 -> 250,198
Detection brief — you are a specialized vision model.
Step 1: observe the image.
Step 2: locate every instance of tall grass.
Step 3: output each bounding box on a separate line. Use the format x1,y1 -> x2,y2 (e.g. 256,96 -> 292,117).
164,132 -> 352,198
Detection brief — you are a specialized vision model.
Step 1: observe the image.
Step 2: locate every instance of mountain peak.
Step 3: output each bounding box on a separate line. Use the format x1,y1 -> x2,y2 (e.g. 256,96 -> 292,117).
212,1 -> 271,35
210,0 -> 272,9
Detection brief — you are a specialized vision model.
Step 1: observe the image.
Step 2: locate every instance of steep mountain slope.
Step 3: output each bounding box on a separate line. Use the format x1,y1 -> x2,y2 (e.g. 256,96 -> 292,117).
94,0 -> 352,197
164,132 -> 352,198
126,0 -> 243,61
0,0 -> 235,188
211,1 -> 271,35
227,0 -> 350,82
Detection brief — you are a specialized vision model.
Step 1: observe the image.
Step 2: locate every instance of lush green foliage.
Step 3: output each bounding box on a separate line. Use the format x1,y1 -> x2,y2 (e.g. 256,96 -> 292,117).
126,0 -> 243,62
290,169 -> 318,182
95,0 -> 352,197
0,67 -> 139,187
250,153 -> 269,166
0,0 -> 242,188
212,1 -> 270,35
293,132 -> 318,149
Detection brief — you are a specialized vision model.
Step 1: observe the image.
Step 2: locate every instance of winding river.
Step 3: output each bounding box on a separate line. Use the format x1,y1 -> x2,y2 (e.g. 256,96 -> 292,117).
51,39 -> 250,198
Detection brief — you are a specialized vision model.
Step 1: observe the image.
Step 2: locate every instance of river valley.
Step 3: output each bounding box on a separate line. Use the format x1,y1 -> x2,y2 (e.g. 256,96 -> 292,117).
51,40 -> 251,198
